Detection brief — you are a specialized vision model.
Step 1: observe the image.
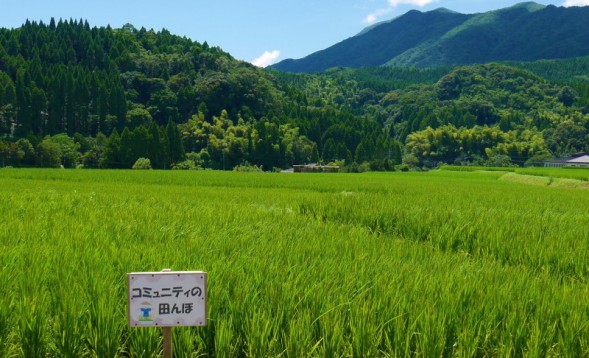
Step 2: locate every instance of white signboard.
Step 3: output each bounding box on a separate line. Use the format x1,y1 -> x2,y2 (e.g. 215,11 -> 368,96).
127,271 -> 207,327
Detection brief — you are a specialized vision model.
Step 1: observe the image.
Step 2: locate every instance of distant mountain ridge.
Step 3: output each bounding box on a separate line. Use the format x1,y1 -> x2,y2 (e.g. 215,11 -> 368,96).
271,2 -> 589,73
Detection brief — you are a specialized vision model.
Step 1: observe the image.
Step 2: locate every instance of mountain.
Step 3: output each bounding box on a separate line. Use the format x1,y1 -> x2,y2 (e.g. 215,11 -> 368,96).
0,19 -> 322,169
382,62 -> 589,165
272,9 -> 471,73
271,2 -> 589,73
1,19 -> 588,170
0,19 -> 389,169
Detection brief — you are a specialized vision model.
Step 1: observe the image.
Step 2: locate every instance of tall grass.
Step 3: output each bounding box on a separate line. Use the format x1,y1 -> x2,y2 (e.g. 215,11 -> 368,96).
442,164 -> 589,182
1,168 -> 589,356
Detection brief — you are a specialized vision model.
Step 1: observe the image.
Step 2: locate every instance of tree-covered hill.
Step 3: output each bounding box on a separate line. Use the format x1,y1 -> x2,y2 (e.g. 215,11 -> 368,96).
388,3 -> 589,68
388,64 -> 589,166
273,61 -> 589,167
271,2 -> 589,73
0,19 -> 397,170
0,19 -> 283,137
271,9 -> 470,73
0,19 -> 588,170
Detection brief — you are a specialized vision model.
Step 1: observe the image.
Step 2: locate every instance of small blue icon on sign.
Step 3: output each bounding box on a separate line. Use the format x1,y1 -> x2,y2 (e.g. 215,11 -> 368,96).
140,307 -> 151,317
138,302 -> 153,323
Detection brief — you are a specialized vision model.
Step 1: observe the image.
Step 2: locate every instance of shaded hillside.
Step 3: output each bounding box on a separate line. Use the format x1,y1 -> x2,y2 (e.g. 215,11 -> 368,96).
272,9 -> 470,73
388,3 -> 589,67
272,2 -> 589,72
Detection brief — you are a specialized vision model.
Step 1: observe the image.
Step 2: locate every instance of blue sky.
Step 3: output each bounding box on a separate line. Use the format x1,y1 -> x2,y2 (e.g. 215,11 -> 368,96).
1,0 -> 588,67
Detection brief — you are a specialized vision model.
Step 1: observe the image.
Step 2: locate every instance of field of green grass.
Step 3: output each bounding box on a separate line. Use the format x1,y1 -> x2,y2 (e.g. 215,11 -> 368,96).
442,165 -> 589,182
1,168 -> 589,357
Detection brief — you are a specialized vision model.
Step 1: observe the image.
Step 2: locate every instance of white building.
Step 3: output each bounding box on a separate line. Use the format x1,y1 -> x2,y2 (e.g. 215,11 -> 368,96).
544,154 -> 589,168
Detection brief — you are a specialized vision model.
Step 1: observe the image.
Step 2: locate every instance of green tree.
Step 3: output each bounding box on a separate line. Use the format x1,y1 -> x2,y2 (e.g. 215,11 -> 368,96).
45,134 -> 81,168
126,107 -> 152,128
101,128 -> 122,168
36,139 -> 62,168
17,138 -> 36,166
310,143 -> 319,163
132,157 -> 152,169
321,138 -> 336,163
30,87 -> 47,136
15,69 -> 33,136
0,99 -> 16,136
147,121 -> 162,169
132,125 -> 149,161
0,141 -> 21,167
558,86 -> 577,107
166,119 -> 185,164
119,127 -> 134,168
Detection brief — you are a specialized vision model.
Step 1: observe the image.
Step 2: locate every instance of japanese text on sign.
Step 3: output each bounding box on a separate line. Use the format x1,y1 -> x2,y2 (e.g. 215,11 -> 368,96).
127,271 -> 207,327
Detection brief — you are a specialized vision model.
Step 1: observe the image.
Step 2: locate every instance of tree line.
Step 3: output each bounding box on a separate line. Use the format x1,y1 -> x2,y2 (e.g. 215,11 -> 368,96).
1,20 -> 589,170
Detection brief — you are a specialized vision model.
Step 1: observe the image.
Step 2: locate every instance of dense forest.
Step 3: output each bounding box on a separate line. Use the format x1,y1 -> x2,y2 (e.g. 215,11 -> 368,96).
0,19 -> 393,170
0,19 -> 588,170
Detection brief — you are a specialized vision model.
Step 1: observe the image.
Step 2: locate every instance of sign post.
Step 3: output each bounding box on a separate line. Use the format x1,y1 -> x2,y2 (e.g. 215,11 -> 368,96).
127,268 -> 207,357
163,326 -> 172,358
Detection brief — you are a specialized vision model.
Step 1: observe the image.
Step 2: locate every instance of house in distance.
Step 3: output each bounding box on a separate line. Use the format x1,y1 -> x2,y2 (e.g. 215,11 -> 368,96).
293,164 -> 340,173
544,153 -> 589,168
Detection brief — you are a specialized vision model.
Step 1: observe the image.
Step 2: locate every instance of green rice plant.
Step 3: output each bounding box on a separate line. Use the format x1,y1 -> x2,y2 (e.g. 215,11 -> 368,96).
443,164 -> 589,182
126,328 -> 159,358
316,309 -> 346,357
525,320 -> 557,357
518,167 -> 589,182
243,307 -> 282,357
83,278 -> 125,357
171,326 -> 209,357
2,169 -> 589,356
440,165 -> 517,173
213,316 -> 241,357
0,310 -> 7,355
16,299 -> 46,358
47,294 -> 86,357
349,299 -> 384,357
282,311 -> 316,358
0,268 -> 15,357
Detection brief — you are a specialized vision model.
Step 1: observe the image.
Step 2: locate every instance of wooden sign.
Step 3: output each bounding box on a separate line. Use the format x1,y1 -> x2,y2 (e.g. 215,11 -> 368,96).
127,271 -> 207,327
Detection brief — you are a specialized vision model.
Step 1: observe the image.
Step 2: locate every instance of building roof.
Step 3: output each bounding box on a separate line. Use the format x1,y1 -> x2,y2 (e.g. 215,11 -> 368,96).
566,155 -> 589,164
545,153 -> 589,164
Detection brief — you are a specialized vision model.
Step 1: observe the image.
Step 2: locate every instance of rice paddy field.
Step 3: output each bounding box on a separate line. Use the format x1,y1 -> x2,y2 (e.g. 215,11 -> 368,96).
1,167 -> 589,357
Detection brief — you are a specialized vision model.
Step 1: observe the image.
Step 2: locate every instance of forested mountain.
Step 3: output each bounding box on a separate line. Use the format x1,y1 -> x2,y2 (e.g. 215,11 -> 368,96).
395,64 -> 589,166
0,19 -> 387,169
1,19 -> 588,170
271,9 -> 470,73
271,2 -> 589,73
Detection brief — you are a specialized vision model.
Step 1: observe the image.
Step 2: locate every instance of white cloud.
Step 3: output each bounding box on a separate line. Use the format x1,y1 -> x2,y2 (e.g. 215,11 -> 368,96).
363,14 -> 378,24
363,8 -> 393,24
363,0 -> 435,25
563,0 -> 589,6
252,50 -> 281,68
388,0 -> 434,6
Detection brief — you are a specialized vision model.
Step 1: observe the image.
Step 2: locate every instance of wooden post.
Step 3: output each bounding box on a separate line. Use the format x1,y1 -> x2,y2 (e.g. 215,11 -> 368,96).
163,326 -> 173,358
162,268 -> 172,358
